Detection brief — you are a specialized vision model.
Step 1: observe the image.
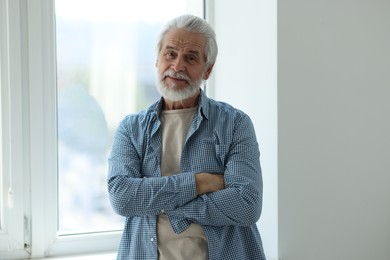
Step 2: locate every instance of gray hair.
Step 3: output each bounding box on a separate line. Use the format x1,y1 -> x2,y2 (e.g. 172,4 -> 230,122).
156,14 -> 218,67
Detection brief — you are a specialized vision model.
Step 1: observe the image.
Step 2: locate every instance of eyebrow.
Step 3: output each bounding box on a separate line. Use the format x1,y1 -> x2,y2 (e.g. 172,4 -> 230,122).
188,50 -> 200,56
165,45 -> 200,56
165,45 -> 176,51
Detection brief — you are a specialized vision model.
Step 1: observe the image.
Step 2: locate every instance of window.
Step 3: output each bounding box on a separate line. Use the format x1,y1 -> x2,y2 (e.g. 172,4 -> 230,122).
0,0 -> 204,258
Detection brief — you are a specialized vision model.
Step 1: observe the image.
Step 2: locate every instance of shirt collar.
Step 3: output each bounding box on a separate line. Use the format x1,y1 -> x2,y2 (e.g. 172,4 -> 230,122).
198,89 -> 210,120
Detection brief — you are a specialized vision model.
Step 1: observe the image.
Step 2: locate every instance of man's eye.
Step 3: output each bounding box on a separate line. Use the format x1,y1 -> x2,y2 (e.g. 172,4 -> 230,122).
166,51 -> 175,57
187,55 -> 198,63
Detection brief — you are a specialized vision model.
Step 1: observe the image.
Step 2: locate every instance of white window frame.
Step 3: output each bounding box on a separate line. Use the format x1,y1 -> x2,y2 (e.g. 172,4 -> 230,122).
0,0 -> 30,259
1,0 -> 207,259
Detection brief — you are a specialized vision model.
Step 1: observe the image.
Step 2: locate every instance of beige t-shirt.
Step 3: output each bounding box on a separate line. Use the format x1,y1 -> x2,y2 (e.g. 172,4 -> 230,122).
157,107 -> 208,260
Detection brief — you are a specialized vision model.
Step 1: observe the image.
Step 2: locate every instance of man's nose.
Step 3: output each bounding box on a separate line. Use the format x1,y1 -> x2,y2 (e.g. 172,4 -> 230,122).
171,57 -> 185,72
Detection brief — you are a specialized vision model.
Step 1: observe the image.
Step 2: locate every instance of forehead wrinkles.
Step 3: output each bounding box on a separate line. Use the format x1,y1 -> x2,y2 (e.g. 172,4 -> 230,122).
168,38 -> 203,51
163,29 -> 205,53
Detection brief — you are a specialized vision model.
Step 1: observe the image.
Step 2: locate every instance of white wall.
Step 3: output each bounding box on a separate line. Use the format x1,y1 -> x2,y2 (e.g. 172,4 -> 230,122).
278,0 -> 390,260
213,0 -> 390,260
211,1 -> 278,259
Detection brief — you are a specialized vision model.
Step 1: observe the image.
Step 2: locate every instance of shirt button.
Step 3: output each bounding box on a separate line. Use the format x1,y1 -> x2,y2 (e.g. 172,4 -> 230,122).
150,238 -> 154,242
161,209 -> 165,214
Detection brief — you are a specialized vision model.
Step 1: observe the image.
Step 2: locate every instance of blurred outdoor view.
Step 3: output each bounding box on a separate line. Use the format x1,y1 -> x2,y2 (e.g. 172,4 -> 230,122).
55,0 -> 203,235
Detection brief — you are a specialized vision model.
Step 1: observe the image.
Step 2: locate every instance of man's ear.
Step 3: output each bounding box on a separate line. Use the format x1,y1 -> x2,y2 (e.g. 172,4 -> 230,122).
203,64 -> 214,80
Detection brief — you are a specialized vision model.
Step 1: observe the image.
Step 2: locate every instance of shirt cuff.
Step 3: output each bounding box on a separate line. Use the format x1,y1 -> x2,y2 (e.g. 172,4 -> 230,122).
168,214 -> 191,234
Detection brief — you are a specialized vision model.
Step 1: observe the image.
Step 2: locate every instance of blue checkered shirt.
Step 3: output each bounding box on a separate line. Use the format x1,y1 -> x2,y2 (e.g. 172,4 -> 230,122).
108,90 -> 266,260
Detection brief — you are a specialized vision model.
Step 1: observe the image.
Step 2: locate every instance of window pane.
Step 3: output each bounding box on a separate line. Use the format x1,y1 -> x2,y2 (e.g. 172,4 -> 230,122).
55,0 -> 203,235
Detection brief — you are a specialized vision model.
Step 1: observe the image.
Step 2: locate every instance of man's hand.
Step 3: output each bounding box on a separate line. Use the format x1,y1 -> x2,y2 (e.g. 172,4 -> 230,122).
195,172 -> 224,196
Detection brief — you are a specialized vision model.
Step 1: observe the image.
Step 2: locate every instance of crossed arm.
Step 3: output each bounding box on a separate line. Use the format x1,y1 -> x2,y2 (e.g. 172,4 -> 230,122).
107,114 -> 262,229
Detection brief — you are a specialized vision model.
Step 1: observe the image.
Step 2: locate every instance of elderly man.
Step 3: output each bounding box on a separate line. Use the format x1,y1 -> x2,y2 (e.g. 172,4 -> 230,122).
108,14 -> 266,260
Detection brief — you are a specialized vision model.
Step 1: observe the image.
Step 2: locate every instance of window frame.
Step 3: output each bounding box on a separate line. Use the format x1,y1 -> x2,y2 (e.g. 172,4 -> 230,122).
0,0 -> 30,259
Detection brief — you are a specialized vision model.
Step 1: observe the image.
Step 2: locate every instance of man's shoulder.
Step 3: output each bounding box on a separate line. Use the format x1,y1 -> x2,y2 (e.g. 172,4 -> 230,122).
207,97 -> 248,118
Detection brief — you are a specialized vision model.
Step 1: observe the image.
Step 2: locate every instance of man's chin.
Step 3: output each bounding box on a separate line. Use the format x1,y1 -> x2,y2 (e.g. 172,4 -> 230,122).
159,86 -> 199,102
162,91 -> 192,102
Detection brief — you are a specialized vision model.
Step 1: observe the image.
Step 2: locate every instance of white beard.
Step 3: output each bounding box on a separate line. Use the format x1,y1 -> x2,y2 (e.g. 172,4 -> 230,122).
156,69 -> 204,102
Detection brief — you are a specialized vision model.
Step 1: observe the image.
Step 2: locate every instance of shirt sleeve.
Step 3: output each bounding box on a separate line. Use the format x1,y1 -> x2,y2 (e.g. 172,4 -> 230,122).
168,113 -> 263,229
107,117 -> 198,217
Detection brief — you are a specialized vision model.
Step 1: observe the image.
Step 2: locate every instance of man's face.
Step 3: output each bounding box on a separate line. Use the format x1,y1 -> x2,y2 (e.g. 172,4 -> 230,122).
156,28 -> 212,101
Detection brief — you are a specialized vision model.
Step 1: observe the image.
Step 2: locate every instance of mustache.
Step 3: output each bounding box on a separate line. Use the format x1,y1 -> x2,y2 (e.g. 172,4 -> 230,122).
162,70 -> 191,82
